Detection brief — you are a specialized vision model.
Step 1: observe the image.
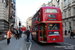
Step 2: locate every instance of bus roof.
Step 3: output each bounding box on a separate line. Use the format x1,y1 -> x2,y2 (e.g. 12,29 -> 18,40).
32,6 -> 60,18
41,6 -> 60,9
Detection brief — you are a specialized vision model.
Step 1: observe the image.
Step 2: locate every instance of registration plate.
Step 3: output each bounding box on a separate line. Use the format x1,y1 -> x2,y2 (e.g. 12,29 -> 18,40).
53,38 -> 56,41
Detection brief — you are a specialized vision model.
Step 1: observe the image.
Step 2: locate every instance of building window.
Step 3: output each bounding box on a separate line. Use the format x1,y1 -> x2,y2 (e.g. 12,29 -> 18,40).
65,22 -> 66,29
2,0 -> 5,3
65,11 -> 66,18
64,0 -> 66,6
69,22 -> 71,30
73,21 -> 75,26
74,7 -> 75,16
69,9 -> 71,17
69,0 -> 71,3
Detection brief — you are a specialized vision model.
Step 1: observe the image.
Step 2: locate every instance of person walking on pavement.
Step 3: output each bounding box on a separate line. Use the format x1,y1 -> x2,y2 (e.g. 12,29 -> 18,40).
17,29 -> 20,39
26,30 -> 30,42
19,30 -> 22,38
6,29 -> 12,45
65,30 -> 67,35
70,31 -> 74,39
14,29 -> 17,39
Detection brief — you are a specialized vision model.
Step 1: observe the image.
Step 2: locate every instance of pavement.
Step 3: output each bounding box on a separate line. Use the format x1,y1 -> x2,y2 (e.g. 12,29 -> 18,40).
0,34 -> 32,50
0,34 -> 27,50
63,33 -> 70,38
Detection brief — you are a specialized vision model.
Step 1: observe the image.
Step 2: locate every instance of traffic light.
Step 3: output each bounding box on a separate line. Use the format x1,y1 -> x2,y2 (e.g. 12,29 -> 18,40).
19,21 -> 21,26
52,3 -> 53,6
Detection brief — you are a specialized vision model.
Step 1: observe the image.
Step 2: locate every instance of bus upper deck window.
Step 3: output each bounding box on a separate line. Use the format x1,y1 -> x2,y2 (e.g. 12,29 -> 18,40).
46,9 -> 57,13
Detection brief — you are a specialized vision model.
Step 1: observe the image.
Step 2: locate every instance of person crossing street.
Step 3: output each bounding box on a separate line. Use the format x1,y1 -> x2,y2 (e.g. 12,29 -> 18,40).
25,30 -> 30,42
6,29 -> 12,45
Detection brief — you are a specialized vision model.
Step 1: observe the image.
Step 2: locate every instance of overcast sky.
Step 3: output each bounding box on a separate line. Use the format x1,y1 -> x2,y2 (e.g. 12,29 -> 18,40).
16,0 -> 51,23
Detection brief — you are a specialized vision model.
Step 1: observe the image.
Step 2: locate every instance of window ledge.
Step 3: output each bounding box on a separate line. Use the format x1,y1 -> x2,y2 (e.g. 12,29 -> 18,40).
68,3 -> 71,5
72,1 -> 75,3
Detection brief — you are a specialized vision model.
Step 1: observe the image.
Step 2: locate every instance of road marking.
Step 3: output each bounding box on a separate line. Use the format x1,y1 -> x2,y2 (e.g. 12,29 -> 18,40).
64,42 -> 75,46
28,41 -> 32,50
25,41 -> 27,50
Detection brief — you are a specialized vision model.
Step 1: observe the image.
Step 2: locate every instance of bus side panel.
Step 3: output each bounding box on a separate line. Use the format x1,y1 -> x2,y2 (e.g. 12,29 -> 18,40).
60,23 -> 63,42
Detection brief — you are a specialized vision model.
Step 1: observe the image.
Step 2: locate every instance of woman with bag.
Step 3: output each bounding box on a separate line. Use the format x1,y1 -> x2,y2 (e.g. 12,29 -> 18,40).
6,29 -> 12,45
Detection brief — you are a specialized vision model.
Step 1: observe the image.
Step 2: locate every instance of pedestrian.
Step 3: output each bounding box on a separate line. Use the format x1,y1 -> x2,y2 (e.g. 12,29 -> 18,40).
25,30 -> 30,42
6,29 -> 12,45
19,30 -> 22,38
65,30 -> 67,35
68,30 -> 70,33
17,29 -> 20,39
13,29 -> 16,38
70,31 -> 74,39
14,29 -> 17,39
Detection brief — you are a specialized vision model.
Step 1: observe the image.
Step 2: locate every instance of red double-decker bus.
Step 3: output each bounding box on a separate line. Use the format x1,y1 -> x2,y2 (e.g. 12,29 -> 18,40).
31,6 -> 63,43
21,27 -> 26,32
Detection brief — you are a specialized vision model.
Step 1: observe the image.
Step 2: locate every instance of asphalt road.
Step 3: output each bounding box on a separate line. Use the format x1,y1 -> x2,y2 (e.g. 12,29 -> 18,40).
30,36 -> 75,50
0,34 -> 75,50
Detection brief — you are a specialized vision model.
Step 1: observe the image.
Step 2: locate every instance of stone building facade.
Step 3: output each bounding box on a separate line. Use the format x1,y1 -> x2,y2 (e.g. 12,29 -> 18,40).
0,0 -> 16,40
0,0 -> 9,40
26,17 -> 32,30
62,0 -> 75,33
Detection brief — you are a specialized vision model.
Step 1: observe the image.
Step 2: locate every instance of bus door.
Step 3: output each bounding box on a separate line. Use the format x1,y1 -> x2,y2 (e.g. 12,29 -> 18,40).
39,24 -> 47,42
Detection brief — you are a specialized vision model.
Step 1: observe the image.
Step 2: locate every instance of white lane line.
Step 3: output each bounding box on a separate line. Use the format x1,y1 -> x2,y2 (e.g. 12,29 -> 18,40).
64,42 -> 75,46
28,41 -> 32,50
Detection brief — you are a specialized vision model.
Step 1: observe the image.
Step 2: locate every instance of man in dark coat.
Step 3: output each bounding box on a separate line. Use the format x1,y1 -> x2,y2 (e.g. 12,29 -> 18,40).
17,29 -> 20,39
65,30 -> 67,35
70,31 -> 74,39
26,30 -> 30,42
14,29 -> 19,39
14,29 -> 17,39
19,30 -> 22,38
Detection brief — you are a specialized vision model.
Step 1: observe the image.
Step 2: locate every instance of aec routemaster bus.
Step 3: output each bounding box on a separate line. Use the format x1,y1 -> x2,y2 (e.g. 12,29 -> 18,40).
21,27 -> 26,32
31,6 -> 63,43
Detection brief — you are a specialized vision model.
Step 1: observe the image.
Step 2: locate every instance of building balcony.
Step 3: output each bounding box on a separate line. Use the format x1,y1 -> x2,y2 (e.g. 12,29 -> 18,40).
11,18 -> 15,23
5,0 -> 8,7
11,12 -> 15,17
12,6 -> 15,10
